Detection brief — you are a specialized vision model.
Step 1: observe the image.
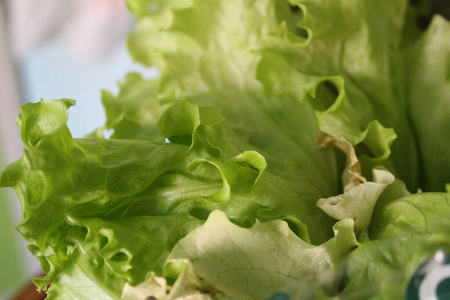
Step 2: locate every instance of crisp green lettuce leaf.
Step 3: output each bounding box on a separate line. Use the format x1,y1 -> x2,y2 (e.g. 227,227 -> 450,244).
404,15 -> 450,192
101,73 -> 165,141
341,232 -> 450,300
317,168 -> 395,232
259,0 -> 423,191
169,210 -> 358,300
340,193 -> 450,299
41,256 -> 115,300
369,192 -> 450,240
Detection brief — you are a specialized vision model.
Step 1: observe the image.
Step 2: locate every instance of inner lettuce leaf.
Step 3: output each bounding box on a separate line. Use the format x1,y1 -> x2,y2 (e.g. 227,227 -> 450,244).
404,15 -> 450,192
0,0 -> 449,299
168,211 -> 358,300
125,0 -> 420,190
339,193 -> 450,299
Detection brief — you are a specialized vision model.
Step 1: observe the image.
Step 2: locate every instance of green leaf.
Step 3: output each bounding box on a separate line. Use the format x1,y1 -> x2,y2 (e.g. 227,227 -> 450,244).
258,0 -> 420,190
41,256 -> 115,300
317,168 -> 395,231
17,99 -> 75,148
169,210 -> 358,299
340,192 -> 450,299
370,193 -> 450,239
101,73 -> 165,140
404,15 -> 450,192
341,232 -> 450,300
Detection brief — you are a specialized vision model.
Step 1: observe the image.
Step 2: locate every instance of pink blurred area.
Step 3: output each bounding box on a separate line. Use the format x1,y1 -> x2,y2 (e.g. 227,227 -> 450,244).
8,0 -> 133,61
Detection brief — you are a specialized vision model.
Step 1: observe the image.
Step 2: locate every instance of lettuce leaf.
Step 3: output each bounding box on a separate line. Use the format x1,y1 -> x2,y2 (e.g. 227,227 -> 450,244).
404,15 -> 450,192
340,193 -> 450,299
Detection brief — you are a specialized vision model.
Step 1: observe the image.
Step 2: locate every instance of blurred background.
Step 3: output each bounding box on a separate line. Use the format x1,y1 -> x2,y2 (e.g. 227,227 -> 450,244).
0,0 -> 157,298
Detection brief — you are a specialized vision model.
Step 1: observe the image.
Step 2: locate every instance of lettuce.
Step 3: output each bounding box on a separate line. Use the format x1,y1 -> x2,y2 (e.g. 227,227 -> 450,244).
1,0 -> 449,299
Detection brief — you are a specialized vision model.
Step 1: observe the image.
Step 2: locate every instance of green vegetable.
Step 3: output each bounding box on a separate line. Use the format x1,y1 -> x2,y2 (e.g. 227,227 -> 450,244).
1,0 -> 449,299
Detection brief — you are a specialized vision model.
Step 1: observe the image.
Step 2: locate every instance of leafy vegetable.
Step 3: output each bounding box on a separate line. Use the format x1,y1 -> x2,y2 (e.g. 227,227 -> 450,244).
341,193 -> 450,299
1,0 -> 449,299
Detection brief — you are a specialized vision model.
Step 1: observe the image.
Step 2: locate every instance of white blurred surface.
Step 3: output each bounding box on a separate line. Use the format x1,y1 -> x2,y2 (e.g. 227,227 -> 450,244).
0,1 -> 39,296
8,0 -> 133,61
0,2 -> 22,164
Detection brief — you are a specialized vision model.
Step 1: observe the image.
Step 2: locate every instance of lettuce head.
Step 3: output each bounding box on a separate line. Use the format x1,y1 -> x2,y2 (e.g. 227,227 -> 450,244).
1,0 -> 449,299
